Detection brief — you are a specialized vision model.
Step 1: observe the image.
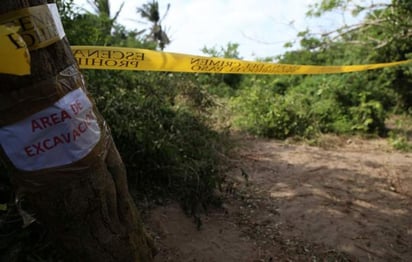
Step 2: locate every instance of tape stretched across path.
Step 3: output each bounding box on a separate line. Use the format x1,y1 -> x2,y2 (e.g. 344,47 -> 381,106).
0,3 -> 410,76
72,46 -> 411,75
0,40 -> 411,75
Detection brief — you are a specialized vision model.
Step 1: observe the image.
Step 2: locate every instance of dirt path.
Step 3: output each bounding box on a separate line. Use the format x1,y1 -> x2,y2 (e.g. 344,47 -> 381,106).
145,135 -> 412,261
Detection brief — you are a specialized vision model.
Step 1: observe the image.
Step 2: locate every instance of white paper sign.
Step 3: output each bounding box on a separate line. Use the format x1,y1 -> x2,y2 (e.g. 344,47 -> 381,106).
0,88 -> 101,171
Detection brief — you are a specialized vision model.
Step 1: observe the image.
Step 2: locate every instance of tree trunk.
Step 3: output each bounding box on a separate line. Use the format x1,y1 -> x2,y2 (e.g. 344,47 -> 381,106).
0,1 -> 155,261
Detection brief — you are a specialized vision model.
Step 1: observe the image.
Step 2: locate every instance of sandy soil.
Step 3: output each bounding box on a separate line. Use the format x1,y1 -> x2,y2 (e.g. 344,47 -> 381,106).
145,135 -> 412,261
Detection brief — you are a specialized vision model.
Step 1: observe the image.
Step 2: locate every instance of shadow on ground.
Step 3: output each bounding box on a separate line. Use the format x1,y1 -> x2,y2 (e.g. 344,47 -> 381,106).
146,136 -> 412,262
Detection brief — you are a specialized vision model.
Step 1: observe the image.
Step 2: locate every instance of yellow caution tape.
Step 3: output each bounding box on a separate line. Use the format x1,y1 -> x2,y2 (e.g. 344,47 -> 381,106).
0,3 -> 65,76
0,4 -> 65,51
0,25 -> 30,75
72,46 -> 412,75
0,42 -> 411,76
0,5 -> 411,76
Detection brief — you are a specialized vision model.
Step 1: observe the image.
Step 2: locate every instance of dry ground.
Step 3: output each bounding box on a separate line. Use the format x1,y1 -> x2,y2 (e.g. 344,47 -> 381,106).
145,135 -> 412,261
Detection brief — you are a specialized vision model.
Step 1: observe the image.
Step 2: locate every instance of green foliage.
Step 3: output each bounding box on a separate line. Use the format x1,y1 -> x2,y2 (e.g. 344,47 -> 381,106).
230,69 -> 392,139
229,0 -> 411,140
387,114 -> 412,151
349,96 -> 386,134
83,70 -> 226,211
306,0 -> 347,17
82,69 -> 226,219
389,131 -> 412,151
230,81 -> 315,139
56,1 -> 227,213
201,43 -> 244,94
305,0 -> 412,109
56,0 -> 411,145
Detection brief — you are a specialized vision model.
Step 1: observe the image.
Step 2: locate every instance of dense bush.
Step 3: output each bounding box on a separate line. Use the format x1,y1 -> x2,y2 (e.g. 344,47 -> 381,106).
230,83 -> 313,139
230,71 -> 390,139
228,2 -> 411,140
83,70 -> 227,213
56,1 -> 229,214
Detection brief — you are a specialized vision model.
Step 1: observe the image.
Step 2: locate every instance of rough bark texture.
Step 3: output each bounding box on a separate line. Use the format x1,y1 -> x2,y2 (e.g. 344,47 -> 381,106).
0,1 -> 155,261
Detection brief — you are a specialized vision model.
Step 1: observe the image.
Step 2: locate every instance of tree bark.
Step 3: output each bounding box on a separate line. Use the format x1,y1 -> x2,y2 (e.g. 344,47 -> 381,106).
0,1 -> 155,261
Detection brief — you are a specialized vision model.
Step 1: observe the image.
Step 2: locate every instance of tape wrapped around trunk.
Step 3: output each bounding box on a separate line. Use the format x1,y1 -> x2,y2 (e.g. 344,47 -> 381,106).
0,64 -> 114,193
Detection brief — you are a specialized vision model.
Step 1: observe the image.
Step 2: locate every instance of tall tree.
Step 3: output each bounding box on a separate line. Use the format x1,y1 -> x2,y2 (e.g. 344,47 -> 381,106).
0,0 -> 155,261
137,0 -> 170,50
305,0 -> 411,56
303,0 -> 412,109
87,0 -> 124,36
